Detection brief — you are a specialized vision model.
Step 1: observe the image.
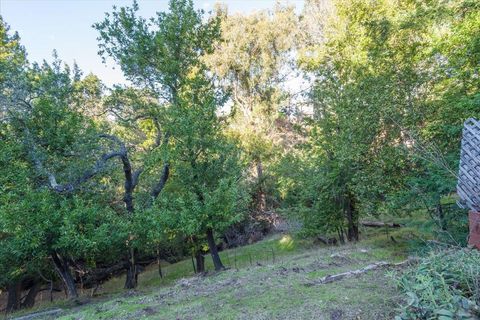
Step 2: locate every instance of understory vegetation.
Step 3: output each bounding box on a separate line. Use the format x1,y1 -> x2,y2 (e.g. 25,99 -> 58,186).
394,248 -> 480,320
0,0 -> 479,318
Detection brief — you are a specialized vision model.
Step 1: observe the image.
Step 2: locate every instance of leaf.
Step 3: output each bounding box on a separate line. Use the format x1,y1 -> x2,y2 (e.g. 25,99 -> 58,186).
435,309 -> 455,317
406,292 -> 418,307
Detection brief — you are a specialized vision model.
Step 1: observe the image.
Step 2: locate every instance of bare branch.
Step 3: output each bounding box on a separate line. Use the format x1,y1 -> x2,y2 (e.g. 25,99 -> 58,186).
25,132 -> 132,194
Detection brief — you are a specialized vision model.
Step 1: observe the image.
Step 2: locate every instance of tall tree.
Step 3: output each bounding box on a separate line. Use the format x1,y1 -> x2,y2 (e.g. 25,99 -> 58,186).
284,0 -> 480,242
158,75 -> 246,271
204,5 -> 299,211
94,0 -> 225,280
0,48 -> 127,299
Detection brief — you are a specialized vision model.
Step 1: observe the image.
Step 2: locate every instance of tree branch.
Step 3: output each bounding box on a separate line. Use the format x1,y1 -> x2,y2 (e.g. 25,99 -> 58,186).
150,133 -> 170,201
26,132 -> 140,204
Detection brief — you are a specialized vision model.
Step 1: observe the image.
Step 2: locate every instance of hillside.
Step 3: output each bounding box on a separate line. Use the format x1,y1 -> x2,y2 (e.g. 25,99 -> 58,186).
11,229 -> 411,320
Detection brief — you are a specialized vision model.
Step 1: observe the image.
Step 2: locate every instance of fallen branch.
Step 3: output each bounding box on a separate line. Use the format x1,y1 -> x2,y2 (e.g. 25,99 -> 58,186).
426,240 -> 458,248
12,308 -> 63,320
305,259 -> 414,286
360,221 -> 402,228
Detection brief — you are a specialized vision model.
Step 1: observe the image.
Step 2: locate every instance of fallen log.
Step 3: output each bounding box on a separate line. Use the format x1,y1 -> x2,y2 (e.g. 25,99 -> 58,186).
304,259 -> 414,286
360,221 -> 402,228
74,261 -> 126,288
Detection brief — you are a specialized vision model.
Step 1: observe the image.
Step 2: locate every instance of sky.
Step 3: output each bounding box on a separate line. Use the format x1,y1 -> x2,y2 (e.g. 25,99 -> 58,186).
0,0 -> 305,86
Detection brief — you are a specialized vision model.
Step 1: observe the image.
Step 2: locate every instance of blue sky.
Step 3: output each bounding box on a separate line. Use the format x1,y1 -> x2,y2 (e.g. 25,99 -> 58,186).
0,0 -> 304,86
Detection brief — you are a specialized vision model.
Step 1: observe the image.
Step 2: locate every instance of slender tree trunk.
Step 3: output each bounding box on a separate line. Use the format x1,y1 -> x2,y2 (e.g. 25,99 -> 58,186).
206,228 -> 225,271
337,226 -> 345,245
157,247 -> 163,278
345,195 -> 359,242
256,159 -> 266,211
51,252 -> 78,299
191,255 -> 197,274
124,248 -> 137,289
436,202 -> 447,231
195,251 -> 205,273
22,281 -> 41,309
6,280 -> 22,313
49,280 -> 54,302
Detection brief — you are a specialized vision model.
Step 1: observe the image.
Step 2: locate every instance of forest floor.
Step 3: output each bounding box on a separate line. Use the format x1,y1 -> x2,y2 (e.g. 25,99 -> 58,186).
11,226 -> 420,320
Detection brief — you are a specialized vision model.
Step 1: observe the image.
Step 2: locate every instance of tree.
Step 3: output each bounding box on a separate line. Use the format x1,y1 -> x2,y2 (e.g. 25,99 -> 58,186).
158,75 -> 246,271
204,5 -> 299,211
0,49 -> 129,300
285,0 -> 429,241
94,0 -> 229,280
284,0 -> 480,243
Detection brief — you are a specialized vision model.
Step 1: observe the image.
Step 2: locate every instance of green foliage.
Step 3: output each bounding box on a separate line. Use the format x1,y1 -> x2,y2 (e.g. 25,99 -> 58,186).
95,0 -> 247,269
205,5 -> 299,210
277,0 -> 480,240
0,16 -> 27,94
394,248 -> 480,319
158,76 -> 247,239
0,20 -> 124,290
94,0 -> 220,99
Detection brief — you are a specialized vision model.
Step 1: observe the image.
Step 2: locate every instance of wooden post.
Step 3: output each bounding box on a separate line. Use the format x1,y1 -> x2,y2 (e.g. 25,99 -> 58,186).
469,211 -> 480,249
225,251 -> 231,267
191,255 -> 196,274
157,248 -> 163,278
234,248 -> 237,270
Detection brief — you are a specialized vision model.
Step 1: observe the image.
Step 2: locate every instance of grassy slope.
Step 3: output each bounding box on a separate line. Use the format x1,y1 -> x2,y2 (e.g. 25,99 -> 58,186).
17,226 -> 419,320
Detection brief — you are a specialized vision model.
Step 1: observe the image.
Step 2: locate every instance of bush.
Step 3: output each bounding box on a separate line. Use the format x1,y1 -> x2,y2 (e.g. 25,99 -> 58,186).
394,248 -> 480,320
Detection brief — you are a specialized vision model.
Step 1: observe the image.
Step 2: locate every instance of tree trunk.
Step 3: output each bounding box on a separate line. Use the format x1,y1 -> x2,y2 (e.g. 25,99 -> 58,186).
21,281 -> 41,309
337,226 -> 346,245
6,280 -> 22,313
51,252 -> 78,299
49,280 -> 54,302
345,195 -> 359,242
206,228 -> 225,271
191,255 -> 197,273
256,159 -> 266,211
436,202 -> 447,231
124,248 -> 137,289
151,163 -> 170,199
195,251 -> 205,273
157,248 -> 163,278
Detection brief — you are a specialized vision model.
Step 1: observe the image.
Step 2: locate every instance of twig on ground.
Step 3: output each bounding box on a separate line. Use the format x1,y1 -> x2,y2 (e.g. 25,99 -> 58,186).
304,259 -> 416,286
11,308 -> 63,320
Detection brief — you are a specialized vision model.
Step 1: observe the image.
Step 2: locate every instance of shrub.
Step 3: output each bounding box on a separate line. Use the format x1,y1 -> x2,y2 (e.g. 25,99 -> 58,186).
393,248 -> 480,320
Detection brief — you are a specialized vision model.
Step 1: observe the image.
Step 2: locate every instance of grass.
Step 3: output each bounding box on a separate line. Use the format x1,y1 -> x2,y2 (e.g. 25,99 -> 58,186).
99,233 -> 309,296
10,225 -> 415,320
